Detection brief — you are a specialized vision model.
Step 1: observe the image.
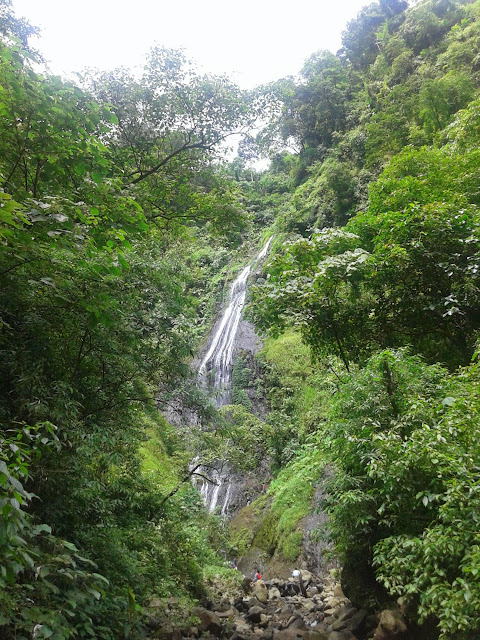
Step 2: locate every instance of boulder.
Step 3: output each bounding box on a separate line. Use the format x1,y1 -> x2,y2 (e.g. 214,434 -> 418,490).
329,632 -> 357,640
269,587 -> 281,600
303,632 -> 329,640
332,619 -> 350,632
372,610 -> 407,640
260,613 -> 271,626
366,614 -> 379,631
234,617 -> 252,635
332,605 -> 356,630
286,617 -> 307,630
248,597 -> 265,609
271,630 -> 306,640
300,600 -> 315,613
217,608 -> 237,619
278,604 -> 295,620
248,606 -> 265,624
242,576 -> 253,594
192,607 -> 223,636
299,570 -> 313,584
323,597 -> 341,609
349,609 -> 368,634
253,581 -> 269,604
333,585 -> 345,598
155,623 -> 182,640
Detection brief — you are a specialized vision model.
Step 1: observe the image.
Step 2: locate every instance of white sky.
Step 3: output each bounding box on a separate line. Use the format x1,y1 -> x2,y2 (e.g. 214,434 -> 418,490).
12,0 -> 369,88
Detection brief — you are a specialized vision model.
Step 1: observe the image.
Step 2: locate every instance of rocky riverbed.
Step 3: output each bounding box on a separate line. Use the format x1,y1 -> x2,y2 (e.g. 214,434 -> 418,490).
147,571 -> 409,640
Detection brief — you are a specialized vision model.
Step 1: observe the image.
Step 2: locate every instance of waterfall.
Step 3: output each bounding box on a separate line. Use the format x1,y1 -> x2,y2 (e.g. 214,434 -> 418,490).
198,265 -> 251,405
194,237 -> 272,514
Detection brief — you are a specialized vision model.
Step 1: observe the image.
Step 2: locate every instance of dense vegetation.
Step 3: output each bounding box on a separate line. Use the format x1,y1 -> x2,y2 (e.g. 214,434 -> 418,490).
2,0 -> 480,638
0,2 -> 257,636
245,1 -> 480,638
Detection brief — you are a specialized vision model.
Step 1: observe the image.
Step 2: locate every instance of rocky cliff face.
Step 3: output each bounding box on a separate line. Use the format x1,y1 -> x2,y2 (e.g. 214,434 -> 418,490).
190,240 -> 273,518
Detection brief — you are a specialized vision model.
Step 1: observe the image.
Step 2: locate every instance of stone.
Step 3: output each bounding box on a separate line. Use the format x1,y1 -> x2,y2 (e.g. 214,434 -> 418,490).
332,618 -> 350,632
279,605 -> 295,620
248,597 -> 265,609
271,630 -> 306,640
286,617 -> 306,631
349,609 -> 368,634
192,607 -> 223,636
283,616 -> 297,629
333,605 -> 355,629
253,581 -> 269,604
333,585 -> 345,598
242,576 -> 253,594
268,588 -> 281,600
303,632 -> 329,640
248,606 -> 265,624
372,610 -> 407,640
217,609 -> 236,619
396,597 -> 415,618
234,617 -> 252,634
300,600 -> 315,613
299,570 -> 313,584
323,597 -> 341,609
328,632 -> 357,640
156,623 -> 181,640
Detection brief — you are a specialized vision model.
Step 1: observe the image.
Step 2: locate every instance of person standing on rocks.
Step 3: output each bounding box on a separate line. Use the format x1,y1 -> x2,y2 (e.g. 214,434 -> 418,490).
291,568 -> 307,596
255,569 -> 261,581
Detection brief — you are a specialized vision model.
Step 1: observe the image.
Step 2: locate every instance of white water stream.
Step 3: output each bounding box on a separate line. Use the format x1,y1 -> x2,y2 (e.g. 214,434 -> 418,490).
194,238 -> 272,513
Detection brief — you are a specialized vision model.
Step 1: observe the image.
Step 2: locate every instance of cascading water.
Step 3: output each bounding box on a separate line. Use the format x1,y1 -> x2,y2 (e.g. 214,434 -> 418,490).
198,265 -> 251,407
193,237 -> 272,514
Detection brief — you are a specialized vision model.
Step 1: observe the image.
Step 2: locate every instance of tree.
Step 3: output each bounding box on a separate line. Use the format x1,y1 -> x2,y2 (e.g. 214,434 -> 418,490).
83,48 -> 264,239
280,52 -> 353,160
321,348 -> 480,639
0,20 -> 256,636
250,146 -> 480,368
341,1 -> 407,69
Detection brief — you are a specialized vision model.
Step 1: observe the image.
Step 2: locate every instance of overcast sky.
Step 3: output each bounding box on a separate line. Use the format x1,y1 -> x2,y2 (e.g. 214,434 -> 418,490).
12,0 -> 369,87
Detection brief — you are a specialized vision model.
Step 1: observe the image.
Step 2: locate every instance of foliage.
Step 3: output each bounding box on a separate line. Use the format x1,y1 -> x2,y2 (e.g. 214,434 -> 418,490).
318,349 -> 480,639
231,353 -> 253,409
193,404 -> 271,473
0,423 -> 113,639
257,331 -> 337,468
0,7 -> 257,637
243,4 -> 480,638
230,448 -> 323,563
250,146 -> 480,368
